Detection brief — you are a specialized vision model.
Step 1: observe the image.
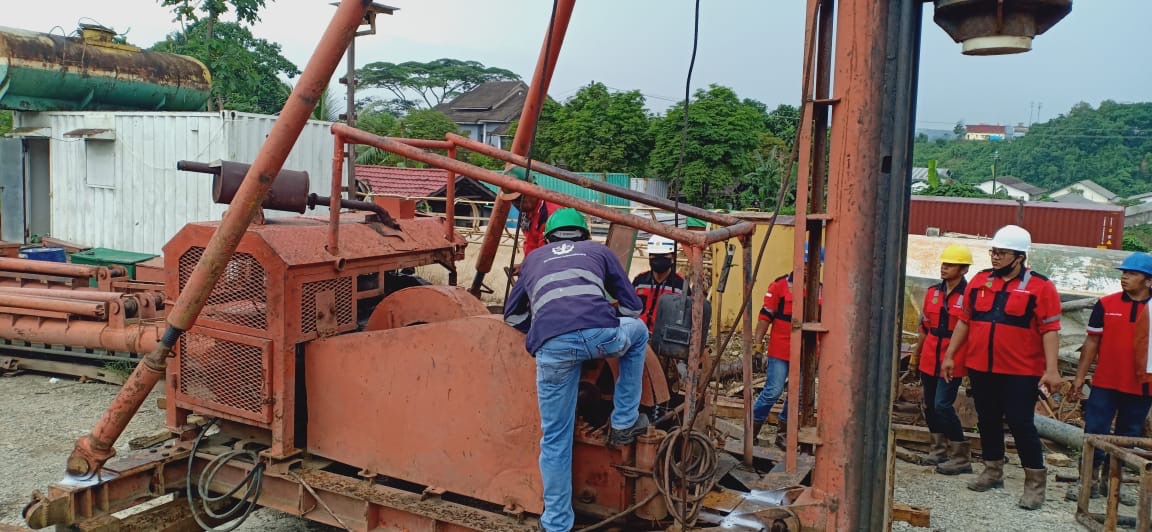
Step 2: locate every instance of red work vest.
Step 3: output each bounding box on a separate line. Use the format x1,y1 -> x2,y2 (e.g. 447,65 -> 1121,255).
758,274 -> 821,362
1087,292 -> 1150,396
960,268 -> 1062,377
918,279 -> 968,378
522,201 -> 562,257
632,271 -> 685,332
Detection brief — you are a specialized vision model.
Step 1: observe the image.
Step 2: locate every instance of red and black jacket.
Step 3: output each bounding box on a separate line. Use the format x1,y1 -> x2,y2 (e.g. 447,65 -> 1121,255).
958,268 -> 1061,377
918,278 -> 968,377
632,271 -> 685,331
758,274 -> 822,362
1087,292 -> 1150,396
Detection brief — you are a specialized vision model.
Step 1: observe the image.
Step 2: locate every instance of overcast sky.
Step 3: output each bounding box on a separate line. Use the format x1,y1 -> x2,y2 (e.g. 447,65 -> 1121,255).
6,1 -> 1148,130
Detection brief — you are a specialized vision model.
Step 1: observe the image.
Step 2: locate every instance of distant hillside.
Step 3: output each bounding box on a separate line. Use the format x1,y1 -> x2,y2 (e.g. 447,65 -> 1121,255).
913,101 -> 1152,198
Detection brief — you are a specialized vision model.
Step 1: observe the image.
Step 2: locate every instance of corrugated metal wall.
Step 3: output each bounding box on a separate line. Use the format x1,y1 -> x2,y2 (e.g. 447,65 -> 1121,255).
908,196 -> 1124,250
483,171 -> 633,207
629,177 -> 669,213
20,111 -> 334,254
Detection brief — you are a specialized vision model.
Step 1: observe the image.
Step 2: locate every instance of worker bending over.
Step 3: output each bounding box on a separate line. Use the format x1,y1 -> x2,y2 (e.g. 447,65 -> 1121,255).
911,244 -> 975,475
1067,252 -> 1152,501
632,235 -> 686,332
504,208 -> 650,532
941,225 -> 1062,510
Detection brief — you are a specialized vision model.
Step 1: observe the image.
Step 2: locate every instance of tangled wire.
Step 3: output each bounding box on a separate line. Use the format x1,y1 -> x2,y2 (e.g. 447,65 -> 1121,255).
654,426 -> 717,526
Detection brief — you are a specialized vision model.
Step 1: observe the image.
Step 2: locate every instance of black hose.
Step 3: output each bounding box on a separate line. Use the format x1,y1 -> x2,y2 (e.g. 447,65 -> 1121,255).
307,193 -> 400,229
186,418 -> 266,532
653,427 -> 716,526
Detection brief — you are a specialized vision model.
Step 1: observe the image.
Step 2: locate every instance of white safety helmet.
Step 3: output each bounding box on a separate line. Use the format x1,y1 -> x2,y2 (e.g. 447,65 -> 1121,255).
990,224 -> 1032,254
646,235 -> 676,256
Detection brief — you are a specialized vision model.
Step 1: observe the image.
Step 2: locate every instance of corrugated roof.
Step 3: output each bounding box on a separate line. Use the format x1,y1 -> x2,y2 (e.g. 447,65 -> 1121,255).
991,176 -> 1046,195
435,81 -> 528,124
1052,179 -> 1118,201
965,124 -> 1006,135
910,167 -> 951,182
355,165 -> 497,200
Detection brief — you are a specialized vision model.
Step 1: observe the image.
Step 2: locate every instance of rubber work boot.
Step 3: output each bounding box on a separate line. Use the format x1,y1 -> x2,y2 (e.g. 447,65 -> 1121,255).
1064,467 -> 1102,502
924,433 -> 948,465
608,414 -> 650,448
774,419 -> 789,450
966,459 -> 1005,492
935,441 -> 973,475
1018,467 -> 1048,510
751,420 -> 765,446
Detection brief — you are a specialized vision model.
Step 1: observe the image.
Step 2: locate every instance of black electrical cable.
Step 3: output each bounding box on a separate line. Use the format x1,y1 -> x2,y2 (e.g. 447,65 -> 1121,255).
186,418 -> 266,532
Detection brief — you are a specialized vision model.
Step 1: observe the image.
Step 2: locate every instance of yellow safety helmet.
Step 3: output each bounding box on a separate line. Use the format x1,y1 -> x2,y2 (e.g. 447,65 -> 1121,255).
939,244 -> 974,265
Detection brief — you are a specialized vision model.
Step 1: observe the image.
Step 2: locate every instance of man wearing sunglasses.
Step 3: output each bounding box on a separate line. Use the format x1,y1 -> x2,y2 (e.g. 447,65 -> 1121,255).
940,224 -> 1062,510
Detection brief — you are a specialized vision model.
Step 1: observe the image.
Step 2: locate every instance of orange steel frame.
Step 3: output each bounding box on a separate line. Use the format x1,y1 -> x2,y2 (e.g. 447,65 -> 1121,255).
52,0 -> 930,529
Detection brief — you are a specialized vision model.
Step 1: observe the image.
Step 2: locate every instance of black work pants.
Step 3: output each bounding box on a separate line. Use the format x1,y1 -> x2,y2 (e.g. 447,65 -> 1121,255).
920,371 -> 965,442
968,369 -> 1045,469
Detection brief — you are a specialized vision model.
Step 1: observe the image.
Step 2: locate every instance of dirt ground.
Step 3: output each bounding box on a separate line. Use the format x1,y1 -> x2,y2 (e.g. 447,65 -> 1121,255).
0,373 -> 1139,531
0,373 -> 333,531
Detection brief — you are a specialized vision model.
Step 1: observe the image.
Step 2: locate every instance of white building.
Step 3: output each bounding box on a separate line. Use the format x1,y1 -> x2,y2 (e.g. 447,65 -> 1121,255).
976,176 -> 1045,201
2,110 -> 337,254
1049,179 -> 1119,205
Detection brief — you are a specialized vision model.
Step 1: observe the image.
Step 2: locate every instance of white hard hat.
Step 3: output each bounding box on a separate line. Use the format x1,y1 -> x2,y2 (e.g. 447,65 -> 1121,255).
990,224 -> 1032,253
646,235 -> 676,256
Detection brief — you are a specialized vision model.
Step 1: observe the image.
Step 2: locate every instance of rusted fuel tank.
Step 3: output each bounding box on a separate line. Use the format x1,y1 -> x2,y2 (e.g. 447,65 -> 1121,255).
0,24 -> 211,111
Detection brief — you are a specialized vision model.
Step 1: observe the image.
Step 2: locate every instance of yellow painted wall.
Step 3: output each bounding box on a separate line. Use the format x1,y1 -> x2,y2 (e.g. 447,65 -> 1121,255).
709,213 -> 797,334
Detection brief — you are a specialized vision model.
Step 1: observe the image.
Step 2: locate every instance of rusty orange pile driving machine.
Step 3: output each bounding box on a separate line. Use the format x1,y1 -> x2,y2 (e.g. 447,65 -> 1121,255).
22,0 -> 1073,530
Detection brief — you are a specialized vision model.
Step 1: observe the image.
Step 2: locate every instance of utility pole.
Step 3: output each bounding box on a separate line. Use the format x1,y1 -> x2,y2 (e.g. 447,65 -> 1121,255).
992,149 -> 1000,196
335,2 -> 397,200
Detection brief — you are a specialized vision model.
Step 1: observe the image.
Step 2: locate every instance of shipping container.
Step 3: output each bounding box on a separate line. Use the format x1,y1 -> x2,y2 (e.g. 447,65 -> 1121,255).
908,196 -> 1123,250
5,110 -> 336,254
484,171 -> 633,208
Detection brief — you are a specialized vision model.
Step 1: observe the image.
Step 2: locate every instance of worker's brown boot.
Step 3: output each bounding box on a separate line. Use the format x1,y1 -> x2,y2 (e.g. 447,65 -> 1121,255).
751,420 -> 765,445
923,433 -> 948,465
966,459 -> 1005,492
774,419 -> 788,450
1018,467 -> 1048,510
935,441 -> 973,475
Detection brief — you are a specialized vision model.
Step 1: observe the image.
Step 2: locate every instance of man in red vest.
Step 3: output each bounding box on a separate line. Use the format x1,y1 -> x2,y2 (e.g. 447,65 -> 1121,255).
1066,252 -> 1152,501
750,245 -> 822,448
941,225 -> 1062,510
910,244 -> 974,475
631,235 -> 685,332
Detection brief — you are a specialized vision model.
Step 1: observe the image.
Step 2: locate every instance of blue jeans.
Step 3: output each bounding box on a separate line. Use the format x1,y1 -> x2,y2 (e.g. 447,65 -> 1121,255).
752,357 -> 790,423
920,371 -> 965,442
534,317 -> 648,532
1084,386 -> 1152,467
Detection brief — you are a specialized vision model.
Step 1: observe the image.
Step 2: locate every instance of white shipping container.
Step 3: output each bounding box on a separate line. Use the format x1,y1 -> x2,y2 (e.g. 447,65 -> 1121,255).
9,110 -> 336,254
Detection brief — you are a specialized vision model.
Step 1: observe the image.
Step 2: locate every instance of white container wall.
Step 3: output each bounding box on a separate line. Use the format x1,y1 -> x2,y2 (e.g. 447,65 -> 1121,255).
13,111 -> 335,254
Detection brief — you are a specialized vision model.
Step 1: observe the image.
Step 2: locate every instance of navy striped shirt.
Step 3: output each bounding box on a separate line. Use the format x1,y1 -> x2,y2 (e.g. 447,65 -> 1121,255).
504,240 -> 643,353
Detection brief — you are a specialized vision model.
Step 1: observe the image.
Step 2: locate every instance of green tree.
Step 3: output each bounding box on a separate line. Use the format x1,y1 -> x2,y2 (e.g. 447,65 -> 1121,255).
0,111 -> 11,136
311,85 -> 344,122
357,58 -> 519,109
151,20 -> 299,113
530,82 -> 652,175
159,0 -> 269,39
647,85 -> 767,207
915,101 -> 1152,197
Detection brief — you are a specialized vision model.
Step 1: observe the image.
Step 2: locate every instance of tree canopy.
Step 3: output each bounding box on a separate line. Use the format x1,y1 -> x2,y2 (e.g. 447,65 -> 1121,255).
357,59 -> 519,109
151,20 -> 299,113
158,0 -> 269,38
647,85 -> 786,207
529,82 -> 653,176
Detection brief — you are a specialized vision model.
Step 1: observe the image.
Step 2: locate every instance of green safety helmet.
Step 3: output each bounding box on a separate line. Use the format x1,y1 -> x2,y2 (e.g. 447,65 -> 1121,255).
544,208 -> 589,241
